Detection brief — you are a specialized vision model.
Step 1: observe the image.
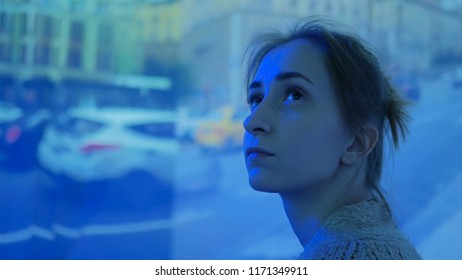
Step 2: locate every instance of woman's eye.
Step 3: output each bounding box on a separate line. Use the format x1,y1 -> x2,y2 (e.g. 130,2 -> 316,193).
247,94 -> 263,109
285,87 -> 304,102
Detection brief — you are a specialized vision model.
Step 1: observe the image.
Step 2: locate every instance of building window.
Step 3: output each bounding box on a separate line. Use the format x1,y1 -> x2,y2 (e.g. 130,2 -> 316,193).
0,12 -> 7,34
35,15 -> 53,39
68,47 -> 81,68
96,23 -> 113,71
0,43 -> 12,62
33,15 -> 54,66
67,21 -> 83,68
70,20 -> 83,44
20,44 -> 27,64
19,13 -> 28,35
34,44 -> 50,65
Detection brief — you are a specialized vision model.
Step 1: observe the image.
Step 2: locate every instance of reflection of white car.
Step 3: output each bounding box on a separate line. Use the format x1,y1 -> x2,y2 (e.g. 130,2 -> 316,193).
0,101 -> 22,122
38,107 -> 179,183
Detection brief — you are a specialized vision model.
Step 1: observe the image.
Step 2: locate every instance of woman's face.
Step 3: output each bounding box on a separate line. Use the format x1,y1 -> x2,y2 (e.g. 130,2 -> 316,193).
243,39 -> 352,194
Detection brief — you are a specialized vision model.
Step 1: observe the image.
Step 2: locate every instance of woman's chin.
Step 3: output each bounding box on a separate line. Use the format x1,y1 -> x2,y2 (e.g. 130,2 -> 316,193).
248,178 -> 281,193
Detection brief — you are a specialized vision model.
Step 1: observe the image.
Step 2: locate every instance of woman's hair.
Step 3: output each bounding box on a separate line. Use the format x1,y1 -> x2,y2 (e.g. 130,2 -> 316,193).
244,18 -> 410,203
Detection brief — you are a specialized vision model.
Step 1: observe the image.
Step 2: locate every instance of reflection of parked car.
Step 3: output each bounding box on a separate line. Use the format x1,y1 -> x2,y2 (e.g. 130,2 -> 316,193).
194,106 -> 245,152
37,106 -> 217,194
38,107 -> 179,184
0,101 -> 50,168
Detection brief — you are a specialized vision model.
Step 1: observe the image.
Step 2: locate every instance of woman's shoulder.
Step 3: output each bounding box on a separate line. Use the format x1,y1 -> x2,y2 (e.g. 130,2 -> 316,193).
323,198 -> 392,232
299,238 -> 422,260
299,199 -> 422,260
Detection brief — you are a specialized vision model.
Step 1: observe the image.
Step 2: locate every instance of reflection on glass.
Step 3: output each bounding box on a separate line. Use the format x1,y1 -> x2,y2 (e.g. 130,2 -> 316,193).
0,0 -> 461,260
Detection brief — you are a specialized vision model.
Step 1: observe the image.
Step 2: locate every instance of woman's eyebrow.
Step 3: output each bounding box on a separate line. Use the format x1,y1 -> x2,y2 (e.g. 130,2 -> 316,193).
248,81 -> 262,89
248,71 -> 314,89
276,72 -> 314,85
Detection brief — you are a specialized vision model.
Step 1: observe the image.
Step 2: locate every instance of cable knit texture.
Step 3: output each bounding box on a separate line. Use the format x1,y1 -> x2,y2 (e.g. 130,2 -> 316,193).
298,199 -> 422,260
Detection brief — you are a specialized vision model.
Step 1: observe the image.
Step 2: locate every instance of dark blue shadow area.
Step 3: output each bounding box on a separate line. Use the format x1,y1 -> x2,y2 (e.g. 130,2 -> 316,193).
0,166 -> 174,259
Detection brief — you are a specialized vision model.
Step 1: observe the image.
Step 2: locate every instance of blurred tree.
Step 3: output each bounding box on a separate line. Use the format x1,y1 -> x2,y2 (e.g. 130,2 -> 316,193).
143,48 -> 192,109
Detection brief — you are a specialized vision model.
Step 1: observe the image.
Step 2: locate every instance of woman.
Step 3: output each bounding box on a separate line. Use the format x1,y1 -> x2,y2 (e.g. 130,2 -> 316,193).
242,19 -> 421,260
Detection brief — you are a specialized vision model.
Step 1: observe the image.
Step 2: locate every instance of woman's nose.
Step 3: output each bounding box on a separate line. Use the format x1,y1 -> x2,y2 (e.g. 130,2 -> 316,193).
243,104 -> 272,135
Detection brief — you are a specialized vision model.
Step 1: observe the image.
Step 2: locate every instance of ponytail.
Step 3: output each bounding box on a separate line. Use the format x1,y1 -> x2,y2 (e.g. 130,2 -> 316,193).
384,77 -> 411,149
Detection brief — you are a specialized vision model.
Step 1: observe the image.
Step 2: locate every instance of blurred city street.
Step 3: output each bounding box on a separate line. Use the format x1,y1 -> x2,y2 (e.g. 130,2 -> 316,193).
1,0 -> 462,260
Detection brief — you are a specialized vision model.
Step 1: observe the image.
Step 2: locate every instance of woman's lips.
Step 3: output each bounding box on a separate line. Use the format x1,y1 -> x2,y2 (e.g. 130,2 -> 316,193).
245,147 -> 275,159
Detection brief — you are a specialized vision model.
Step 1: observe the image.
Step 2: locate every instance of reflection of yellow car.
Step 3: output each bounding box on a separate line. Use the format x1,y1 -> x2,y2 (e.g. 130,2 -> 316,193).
194,107 -> 245,152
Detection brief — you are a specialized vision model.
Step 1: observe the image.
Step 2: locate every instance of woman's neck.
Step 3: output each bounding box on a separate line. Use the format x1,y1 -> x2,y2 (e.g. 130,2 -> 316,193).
280,165 -> 370,247
280,194 -> 324,247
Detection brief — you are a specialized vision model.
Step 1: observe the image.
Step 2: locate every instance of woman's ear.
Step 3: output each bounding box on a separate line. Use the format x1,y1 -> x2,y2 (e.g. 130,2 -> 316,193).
341,124 -> 379,165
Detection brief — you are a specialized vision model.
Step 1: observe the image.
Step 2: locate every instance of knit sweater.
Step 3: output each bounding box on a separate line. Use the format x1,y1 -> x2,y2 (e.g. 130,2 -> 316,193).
298,198 -> 422,260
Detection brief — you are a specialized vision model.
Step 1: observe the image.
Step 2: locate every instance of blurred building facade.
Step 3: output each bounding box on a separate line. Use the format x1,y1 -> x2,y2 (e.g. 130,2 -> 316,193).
0,0 -> 461,111
179,0 -> 462,110
0,0 -> 181,109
